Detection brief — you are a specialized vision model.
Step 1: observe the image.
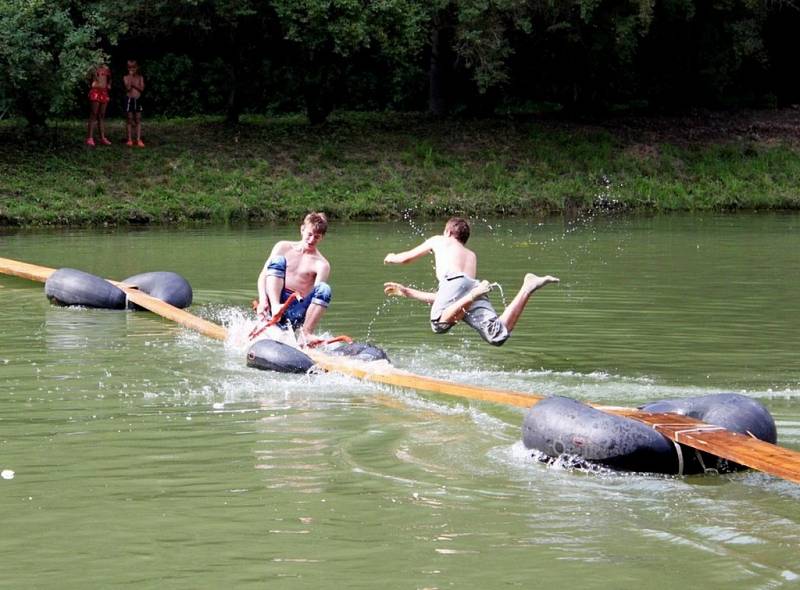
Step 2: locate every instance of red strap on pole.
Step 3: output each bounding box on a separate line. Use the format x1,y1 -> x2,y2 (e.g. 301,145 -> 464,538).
248,292 -> 302,341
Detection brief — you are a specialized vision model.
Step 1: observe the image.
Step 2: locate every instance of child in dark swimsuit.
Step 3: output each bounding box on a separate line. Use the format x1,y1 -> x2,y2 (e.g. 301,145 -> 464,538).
86,63 -> 111,147
123,60 -> 145,147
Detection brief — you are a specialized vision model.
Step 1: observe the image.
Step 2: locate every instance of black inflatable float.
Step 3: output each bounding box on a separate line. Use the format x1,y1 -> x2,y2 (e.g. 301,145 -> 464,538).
44,268 -> 193,310
522,393 -> 776,476
247,339 -> 315,373
246,338 -> 389,374
45,268 -> 127,309
122,271 -> 193,309
325,341 -> 390,363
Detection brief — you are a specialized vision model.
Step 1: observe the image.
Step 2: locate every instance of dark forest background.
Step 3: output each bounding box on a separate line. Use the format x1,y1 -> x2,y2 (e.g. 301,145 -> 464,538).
2,0 -> 800,128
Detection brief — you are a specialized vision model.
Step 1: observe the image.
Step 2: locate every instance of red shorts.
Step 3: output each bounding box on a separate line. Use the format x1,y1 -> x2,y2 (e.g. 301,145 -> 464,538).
88,88 -> 110,104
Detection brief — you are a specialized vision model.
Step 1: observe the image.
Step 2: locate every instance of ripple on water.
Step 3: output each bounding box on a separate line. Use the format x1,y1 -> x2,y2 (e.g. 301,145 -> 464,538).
3,219 -> 800,589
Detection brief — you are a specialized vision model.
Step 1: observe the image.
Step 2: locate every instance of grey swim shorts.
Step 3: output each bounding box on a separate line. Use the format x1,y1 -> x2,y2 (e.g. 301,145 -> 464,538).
430,273 -> 509,346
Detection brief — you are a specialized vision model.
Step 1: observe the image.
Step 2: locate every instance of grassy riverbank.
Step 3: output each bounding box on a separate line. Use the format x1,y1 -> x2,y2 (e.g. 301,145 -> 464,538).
2,110 -> 799,226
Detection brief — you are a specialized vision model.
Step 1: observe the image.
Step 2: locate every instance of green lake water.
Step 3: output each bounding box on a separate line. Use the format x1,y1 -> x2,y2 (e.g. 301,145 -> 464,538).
1,213 -> 799,589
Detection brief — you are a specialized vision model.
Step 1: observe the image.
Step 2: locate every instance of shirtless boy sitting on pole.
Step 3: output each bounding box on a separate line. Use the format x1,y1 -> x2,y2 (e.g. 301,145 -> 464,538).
383,217 -> 558,346
256,212 -> 332,345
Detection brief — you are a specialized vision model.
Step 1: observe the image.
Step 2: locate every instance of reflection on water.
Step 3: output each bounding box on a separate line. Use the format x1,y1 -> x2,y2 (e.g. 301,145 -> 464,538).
1,214 -> 799,589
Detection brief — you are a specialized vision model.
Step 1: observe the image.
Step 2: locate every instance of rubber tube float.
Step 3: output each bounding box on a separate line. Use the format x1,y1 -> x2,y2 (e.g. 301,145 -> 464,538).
44,268 -> 193,310
45,268 -> 127,309
122,271 -> 193,309
522,393 -> 777,475
246,339 -> 315,373
246,339 -> 389,373
324,341 -> 390,363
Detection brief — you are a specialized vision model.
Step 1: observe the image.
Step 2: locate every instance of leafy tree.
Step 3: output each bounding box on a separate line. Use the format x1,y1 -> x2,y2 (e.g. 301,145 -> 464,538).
4,0 -> 798,128
272,0 -> 428,123
426,0 -> 540,115
763,0 -> 800,106
0,0 -> 128,128
117,0 -> 274,124
496,0 -> 658,112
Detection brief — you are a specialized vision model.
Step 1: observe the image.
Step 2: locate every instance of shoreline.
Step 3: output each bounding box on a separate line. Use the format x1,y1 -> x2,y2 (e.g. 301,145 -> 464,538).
2,110 -> 799,227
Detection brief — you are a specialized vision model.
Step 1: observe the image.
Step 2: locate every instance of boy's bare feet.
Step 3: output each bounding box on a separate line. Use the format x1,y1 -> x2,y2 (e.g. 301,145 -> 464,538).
523,273 -> 559,295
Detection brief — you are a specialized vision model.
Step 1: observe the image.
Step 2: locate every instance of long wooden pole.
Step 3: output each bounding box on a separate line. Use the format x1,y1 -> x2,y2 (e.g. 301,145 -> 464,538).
111,282 -> 228,341
3,256 -> 800,484
0,257 -> 228,341
0,257 -> 55,283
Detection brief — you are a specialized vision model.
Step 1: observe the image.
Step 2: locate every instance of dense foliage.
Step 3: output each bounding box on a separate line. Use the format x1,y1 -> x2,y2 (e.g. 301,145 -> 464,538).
0,0 -> 127,127
2,0 -> 799,127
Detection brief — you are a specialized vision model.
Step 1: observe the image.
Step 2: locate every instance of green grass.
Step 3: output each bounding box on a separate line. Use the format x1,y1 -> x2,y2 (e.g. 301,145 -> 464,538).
1,112 -> 799,226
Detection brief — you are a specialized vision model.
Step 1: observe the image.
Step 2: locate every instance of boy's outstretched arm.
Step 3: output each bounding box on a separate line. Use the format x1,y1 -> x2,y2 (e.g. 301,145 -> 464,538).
384,282 -> 436,304
384,237 -> 436,265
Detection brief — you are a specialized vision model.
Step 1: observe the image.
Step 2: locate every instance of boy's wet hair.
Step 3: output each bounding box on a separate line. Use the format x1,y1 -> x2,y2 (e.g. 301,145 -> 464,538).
303,212 -> 328,235
445,217 -> 470,244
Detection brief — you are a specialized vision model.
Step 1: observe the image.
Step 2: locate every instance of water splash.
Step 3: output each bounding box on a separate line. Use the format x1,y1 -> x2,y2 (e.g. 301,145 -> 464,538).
366,294 -> 405,341
215,306 -> 257,350
401,208 -> 428,239
366,277 -> 439,341
487,281 -> 507,307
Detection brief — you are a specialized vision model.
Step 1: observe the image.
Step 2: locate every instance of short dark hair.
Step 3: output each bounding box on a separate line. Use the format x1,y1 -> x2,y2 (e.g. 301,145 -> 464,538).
445,217 -> 470,244
303,211 -> 328,235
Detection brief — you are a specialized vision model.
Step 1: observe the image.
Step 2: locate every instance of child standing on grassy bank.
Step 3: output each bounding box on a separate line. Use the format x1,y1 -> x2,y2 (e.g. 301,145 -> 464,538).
86,63 -> 111,147
123,60 -> 145,147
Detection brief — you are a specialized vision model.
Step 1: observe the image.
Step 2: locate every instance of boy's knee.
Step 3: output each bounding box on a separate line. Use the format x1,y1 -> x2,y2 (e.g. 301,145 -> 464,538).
481,321 -> 509,346
265,255 -> 287,279
311,281 -> 332,308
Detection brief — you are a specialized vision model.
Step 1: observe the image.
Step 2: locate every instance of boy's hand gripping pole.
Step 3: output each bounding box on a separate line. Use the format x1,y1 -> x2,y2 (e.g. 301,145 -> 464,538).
248,291 -> 302,341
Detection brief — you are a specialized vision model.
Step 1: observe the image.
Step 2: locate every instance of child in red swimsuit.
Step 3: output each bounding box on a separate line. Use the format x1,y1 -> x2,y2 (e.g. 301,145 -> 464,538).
86,63 -> 112,147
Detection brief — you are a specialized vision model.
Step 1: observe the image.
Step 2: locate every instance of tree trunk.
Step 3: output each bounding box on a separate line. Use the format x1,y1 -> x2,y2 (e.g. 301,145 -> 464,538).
225,68 -> 241,125
19,93 -> 47,130
428,16 -> 446,117
225,87 -> 240,125
304,61 -> 335,125
305,85 -> 334,125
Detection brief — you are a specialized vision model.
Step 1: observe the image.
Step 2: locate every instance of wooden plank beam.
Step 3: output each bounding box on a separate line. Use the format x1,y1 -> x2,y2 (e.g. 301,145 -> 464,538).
0,257 -> 54,283
612,409 -> 800,483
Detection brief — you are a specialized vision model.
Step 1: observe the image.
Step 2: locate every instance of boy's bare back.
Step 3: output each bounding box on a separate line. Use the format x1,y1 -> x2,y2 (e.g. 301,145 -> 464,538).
427,234 -> 477,280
